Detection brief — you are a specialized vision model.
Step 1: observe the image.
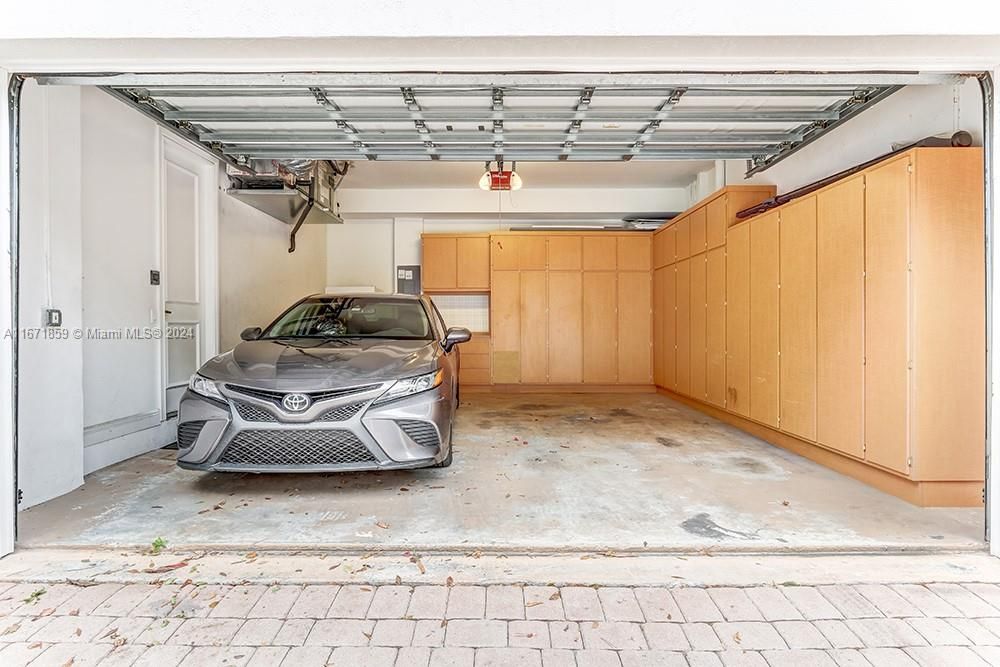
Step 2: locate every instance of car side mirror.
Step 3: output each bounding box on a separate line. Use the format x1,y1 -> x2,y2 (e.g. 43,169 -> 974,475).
240,326 -> 263,341
442,327 -> 472,352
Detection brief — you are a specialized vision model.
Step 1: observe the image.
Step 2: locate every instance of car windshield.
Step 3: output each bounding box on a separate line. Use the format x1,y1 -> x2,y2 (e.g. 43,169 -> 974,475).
262,297 -> 433,340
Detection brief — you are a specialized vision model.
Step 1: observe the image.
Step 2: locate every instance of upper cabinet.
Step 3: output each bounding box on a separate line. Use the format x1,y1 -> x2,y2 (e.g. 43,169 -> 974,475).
421,234 -> 490,291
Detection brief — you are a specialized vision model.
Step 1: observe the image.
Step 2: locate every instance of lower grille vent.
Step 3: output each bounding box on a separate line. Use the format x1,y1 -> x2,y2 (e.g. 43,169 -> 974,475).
219,430 -> 377,467
177,421 -> 206,449
397,420 -> 441,448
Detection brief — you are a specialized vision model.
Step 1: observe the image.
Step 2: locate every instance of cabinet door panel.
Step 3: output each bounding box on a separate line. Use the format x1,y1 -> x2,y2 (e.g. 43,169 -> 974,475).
690,254 -> 708,400
654,231 -> 669,268
583,236 -> 617,270
519,270 -> 548,383
675,217 -> 691,260
706,195 -> 728,249
491,236 -> 518,270
456,236 -> 490,289
726,223 -> 751,416
618,271 -> 652,384
653,267 -> 666,386
779,196 -> 818,441
675,259 -> 692,395
706,246 -> 727,407
422,237 -> 457,290
689,207 -> 708,255
548,236 -> 582,270
548,271 -> 583,383
664,226 -> 677,265
490,270 -> 520,383
519,236 -> 548,269
583,272 -> 618,383
664,266 -> 677,389
864,157 -> 911,473
749,211 -> 779,427
817,176 -> 865,458
618,236 -> 652,271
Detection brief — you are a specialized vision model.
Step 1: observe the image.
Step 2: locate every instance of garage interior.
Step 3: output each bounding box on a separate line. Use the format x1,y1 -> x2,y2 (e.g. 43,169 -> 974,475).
12,72 -> 988,553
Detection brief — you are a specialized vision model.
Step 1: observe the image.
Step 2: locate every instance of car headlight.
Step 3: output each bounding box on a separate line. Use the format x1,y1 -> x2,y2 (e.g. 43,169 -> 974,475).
374,369 -> 444,405
189,374 -> 225,402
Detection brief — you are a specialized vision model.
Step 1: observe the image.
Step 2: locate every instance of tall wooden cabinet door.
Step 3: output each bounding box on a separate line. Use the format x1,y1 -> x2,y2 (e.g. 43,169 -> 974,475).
618,271 -> 652,384
583,272 -> 618,383
778,196 -> 818,441
618,236 -> 651,271
689,207 -> 708,256
675,259 -> 692,395
689,254 -> 708,400
653,267 -> 666,386
519,270 -> 548,383
491,236 -> 519,270
864,157 -> 911,474
548,271 -> 583,383
582,236 -> 617,270
664,266 -> 677,389
456,236 -> 490,289
548,236 -> 582,270
749,211 -> 780,428
706,195 -> 728,249
490,270 -> 521,383
422,237 -> 457,290
654,231 -> 669,269
664,226 -> 677,264
816,176 -> 865,458
726,223 -> 751,416
706,246 -> 727,407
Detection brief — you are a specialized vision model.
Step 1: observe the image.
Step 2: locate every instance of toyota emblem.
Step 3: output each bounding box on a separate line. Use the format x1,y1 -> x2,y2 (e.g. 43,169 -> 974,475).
281,393 -> 311,413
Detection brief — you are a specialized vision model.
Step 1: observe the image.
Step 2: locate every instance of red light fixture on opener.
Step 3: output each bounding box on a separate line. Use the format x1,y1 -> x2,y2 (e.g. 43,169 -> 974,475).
478,160 -> 523,191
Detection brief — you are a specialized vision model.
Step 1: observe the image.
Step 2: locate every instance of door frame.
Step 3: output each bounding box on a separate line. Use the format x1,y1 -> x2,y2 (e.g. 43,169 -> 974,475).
156,131 -> 220,421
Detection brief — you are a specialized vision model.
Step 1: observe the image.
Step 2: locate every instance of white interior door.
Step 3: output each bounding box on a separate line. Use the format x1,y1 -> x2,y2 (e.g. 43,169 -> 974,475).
160,136 -> 218,418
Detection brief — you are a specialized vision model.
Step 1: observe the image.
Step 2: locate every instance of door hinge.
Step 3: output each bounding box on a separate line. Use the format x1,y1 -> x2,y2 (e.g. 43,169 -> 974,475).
907,456 -> 913,468
16,488 -> 23,505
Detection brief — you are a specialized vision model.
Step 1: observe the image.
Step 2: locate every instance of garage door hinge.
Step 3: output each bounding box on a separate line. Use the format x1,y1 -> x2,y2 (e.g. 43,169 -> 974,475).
16,488 -> 22,505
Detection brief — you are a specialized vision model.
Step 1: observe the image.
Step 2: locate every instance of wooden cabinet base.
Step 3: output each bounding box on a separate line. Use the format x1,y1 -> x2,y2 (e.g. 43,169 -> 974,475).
657,388 -> 984,508
466,384 -> 656,394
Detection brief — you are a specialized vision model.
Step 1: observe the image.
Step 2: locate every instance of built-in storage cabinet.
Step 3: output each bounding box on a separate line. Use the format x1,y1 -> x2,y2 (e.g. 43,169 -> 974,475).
459,334 -> 492,386
653,149 -> 985,507
421,234 -> 490,291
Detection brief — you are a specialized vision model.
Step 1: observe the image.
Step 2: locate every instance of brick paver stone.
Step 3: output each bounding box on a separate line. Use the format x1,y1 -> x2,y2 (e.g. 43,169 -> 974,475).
825,648 -> 870,666
818,585 -> 883,619
561,587 -> 604,621
581,621 -> 647,650
288,585 -> 337,618
906,616 -> 971,646
327,585 -> 376,618
367,586 -> 413,619
744,587 -> 803,622
305,619 -> 375,646
574,648 -> 624,667
208,585 -> 266,618
444,619 -> 507,648
93,584 -> 158,617
685,651 -> 725,666
762,648 -> 838,666
327,646 -> 397,667
475,647 -> 543,667
963,583 -> 1000,610
273,618 -> 314,645
167,618 -> 243,646
853,584 -> 922,618
446,587 -> 487,619
231,618 -> 282,646
642,622 -> 690,650
371,619 -> 416,647
541,648 -> 578,667
524,587 -> 565,621
904,645 -> 992,666
708,588 -> 765,622
672,588 -> 724,623
889,585 -> 961,618
283,646 -> 334,667
248,585 -> 301,618
409,586 -> 449,619
131,644 -> 192,667
429,646 -> 475,667
245,646 -> 289,667
396,646 -> 432,667
714,621 -> 787,650
781,587 -> 844,620
715,649 -> 769,666
683,622 -> 724,651
413,619 -> 446,647
485,585 -> 524,620
946,617 -> 1000,645
773,620 -> 831,649
634,588 -> 683,622
508,620 -> 550,648
598,588 -> 644,622
619,649 -> 688,666
549,621 -> 583,649
845,618 -> 928,648
926,583 -> 1000,617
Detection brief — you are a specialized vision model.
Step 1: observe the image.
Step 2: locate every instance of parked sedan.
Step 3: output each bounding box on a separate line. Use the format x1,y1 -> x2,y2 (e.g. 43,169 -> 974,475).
176,294 -> 471,472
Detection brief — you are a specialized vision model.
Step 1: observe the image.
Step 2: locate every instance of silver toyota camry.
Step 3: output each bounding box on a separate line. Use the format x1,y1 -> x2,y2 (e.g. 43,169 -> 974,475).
176,293 -> 471,473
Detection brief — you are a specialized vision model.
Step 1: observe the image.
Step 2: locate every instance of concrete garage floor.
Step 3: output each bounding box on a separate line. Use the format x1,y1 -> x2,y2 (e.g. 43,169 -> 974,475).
18,393 -> 984,553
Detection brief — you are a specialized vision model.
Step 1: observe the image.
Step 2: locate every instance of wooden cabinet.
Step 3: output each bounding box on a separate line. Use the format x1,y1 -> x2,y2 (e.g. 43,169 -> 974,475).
421,236 -> 457,290
706,195 -> 727,249
583,236 -> 617,270
749,211 -> 779,428
689,254 -> 708,400
689,207 -> 708,256
674,259 -> 691,395
583,272 -> 618,383
674,217 -> 691,260
653,267 -> 667,386
706,246 -> 726,408
778,196 -> 818,441
864,156 -> 911,473
519,270 -> 548,383
618,271 -> 652,384
459,334 -> 492,385
618,236 -> 651,271
548,271 -> 583,382
725,222 -> 751,416
491,235 -> 519,270
548,236 -> 582,270
422,234 -> 490,291
490,270 -> 520,383
664,266 -> 677,390
816,175 -> 865,458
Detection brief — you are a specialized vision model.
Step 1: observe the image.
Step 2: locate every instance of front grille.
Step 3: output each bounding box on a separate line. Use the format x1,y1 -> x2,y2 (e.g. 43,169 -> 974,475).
233,401 -> 277,422
225,383 -> 382,405
177,421 -> 206,449
397,420 -> 441,448
318,401 -> 366,422
219,429 -> 378,467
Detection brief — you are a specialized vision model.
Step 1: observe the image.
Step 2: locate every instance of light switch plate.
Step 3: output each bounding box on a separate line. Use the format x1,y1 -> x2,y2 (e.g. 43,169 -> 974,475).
44,308 -> 62,327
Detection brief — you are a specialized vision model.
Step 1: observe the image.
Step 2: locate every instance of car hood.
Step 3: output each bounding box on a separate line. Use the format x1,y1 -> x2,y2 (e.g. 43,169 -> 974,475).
198,338 -> 441,390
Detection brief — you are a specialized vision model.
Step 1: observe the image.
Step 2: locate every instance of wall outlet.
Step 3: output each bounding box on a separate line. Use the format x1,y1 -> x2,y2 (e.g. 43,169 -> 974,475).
43,308 -> 62,327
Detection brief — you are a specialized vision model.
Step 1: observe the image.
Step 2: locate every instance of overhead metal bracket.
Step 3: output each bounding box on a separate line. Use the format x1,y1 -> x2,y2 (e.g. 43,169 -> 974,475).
288,191 -> 315,254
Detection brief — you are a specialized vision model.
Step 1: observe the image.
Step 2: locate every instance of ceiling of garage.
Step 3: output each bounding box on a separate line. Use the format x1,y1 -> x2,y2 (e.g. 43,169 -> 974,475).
35,72 -> 965,177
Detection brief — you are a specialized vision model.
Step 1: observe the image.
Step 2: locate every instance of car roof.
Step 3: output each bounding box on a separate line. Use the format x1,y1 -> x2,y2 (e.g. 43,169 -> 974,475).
306,293 -> 423,301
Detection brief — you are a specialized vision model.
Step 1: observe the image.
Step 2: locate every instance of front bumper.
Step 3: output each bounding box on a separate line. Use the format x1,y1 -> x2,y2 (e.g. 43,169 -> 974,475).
176,380 -> 452,473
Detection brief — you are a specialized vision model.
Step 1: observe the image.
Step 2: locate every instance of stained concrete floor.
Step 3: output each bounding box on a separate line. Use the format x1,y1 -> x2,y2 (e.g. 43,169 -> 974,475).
18,393 -> 984,553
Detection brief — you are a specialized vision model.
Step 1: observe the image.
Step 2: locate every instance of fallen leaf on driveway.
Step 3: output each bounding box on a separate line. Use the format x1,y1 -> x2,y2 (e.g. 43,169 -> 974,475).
133,561 -> 189,574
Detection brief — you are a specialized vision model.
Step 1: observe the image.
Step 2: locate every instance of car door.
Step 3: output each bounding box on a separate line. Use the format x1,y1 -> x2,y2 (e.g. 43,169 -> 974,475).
426,299 -> 459,401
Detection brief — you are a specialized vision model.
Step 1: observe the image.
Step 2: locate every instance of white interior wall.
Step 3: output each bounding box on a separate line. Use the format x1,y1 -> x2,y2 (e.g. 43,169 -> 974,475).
218,187 -> 327,351
717,81 -> 985,195
17,81 -> 84,508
